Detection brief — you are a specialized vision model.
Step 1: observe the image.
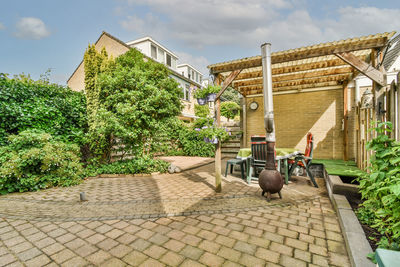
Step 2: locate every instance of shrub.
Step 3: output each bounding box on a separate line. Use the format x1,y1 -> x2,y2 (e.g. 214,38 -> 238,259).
194,104 -> 210,118
357,121 -> 400,251
0,130 -> 83,194
0,73 -> 87,146
86,156 -> 170,175
193,117 -> 214,129
221,101 -> 240,121
178,127 -> 215,157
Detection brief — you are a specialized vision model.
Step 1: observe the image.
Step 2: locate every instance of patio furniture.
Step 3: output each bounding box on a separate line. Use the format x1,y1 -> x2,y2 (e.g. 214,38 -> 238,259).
224,158 -> 246,180
288,132 -> 318,187
246,137 -> 268,184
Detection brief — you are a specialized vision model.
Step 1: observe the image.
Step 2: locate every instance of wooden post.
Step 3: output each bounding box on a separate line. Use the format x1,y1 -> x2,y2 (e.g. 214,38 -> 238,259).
241,98 -> 247,148
343,83 -> 349,161
214,75 -> 222,193
397,74 -> 400,141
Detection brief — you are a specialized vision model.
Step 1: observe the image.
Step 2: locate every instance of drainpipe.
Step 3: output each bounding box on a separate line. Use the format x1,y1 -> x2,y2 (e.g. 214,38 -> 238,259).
355,78 -> 360,105
261,43 -> 276,170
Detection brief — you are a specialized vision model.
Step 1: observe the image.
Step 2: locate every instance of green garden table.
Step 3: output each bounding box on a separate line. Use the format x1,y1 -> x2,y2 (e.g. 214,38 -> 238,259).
237,147 -> 299,184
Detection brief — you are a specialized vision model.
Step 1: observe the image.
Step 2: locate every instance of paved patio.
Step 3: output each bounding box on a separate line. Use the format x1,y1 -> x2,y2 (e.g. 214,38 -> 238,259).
0,157 -> 350,266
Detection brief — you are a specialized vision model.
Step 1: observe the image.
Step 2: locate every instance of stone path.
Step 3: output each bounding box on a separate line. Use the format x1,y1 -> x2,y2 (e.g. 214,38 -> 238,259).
0,157 -> 350,266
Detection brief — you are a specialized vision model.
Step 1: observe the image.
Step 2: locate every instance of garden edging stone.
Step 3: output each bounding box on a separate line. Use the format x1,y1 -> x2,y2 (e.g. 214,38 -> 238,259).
326,178 -> 374,267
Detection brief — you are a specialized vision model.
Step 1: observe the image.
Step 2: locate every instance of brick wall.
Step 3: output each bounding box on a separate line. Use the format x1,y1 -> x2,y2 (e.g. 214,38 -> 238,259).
244,87 -> 346,159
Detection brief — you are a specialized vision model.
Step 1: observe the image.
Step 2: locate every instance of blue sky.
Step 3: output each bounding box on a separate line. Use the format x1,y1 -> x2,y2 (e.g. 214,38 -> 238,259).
0,0 -> 399,84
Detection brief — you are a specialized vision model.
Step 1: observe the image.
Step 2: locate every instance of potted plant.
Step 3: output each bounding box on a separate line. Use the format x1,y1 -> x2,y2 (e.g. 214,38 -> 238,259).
205,85 -> 221,102
193,88 -> 207,105
196,125 -> 231,144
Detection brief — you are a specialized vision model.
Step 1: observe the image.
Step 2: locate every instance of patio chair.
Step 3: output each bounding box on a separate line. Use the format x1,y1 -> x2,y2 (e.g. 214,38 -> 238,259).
224,158 -> 246,180
288,132 -> 318,187
247,136 -> 268,184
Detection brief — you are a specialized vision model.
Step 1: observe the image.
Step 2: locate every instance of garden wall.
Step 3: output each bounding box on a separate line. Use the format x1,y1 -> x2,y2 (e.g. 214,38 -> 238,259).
243,87 -> 356,160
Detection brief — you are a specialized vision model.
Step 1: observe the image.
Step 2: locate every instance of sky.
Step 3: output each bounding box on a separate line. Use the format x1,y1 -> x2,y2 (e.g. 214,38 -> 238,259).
0,0 -> 399,85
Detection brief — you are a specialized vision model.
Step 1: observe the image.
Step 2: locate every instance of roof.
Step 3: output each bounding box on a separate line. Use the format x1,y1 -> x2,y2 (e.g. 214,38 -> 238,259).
67,31 -> 200,87
177,63 -> 204,76
208,31 -> 395,96
383,34 -> 400,71
67,31 -> 130,83
126,36 -> 179,59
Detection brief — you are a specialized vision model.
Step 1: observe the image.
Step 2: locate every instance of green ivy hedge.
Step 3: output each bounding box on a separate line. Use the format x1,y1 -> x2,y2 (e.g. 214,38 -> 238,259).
0,74 -> 87,145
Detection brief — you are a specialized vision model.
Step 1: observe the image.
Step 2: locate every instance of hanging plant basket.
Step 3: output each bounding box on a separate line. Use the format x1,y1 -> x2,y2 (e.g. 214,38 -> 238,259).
206,93 -> 217,102
197,97 -> 207,105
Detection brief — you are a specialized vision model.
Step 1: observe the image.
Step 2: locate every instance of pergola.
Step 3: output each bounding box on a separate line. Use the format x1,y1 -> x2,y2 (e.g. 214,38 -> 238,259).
208,31 -> 395,192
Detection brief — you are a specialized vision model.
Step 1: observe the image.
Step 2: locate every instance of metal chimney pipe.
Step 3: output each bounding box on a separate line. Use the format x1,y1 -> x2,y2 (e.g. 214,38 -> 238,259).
261,43 -> 276,170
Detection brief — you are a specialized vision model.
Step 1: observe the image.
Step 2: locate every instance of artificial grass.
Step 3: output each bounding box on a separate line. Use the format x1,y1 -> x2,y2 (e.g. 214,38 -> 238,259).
312,159 -> 365,177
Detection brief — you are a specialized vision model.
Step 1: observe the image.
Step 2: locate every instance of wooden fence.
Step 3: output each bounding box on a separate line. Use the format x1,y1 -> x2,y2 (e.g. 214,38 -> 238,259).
356,73 -> 400,170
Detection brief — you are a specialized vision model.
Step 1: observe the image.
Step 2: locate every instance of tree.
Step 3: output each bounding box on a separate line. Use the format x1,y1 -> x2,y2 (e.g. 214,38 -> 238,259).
84,48 -> 182,162
221,86 -> 240,104
194,104 -> 210,118
221,101 -> 240,121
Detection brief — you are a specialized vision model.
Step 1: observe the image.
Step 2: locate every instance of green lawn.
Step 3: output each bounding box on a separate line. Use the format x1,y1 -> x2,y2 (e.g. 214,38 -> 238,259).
312,159 -> 364,177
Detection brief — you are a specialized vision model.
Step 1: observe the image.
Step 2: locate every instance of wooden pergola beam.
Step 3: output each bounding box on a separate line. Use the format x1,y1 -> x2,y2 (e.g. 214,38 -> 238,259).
335,52 -> 386,86
237,73 -> 349,90
216,69 -> 242,100
210,36 -> 391,74
233,67 -> 353,87
239,80 -> 341,96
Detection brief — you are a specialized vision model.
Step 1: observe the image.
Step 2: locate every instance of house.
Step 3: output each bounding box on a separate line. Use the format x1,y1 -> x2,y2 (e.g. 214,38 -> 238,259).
67,32 -> 209,122
208,31 -> 397,161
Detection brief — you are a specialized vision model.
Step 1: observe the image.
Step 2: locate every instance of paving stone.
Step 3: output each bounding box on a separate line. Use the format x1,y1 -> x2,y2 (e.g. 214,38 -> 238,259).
270,242 -> 293,256
160,251 -> 184,266
312,254 -> 329,266
309,244 -> 328,256
329,252 -> 351,267
143,244 -> 167,259
215,235 -> 236,247
42,243 -> 65,255
123,251 -> 148,266
25,254 -> 51,267
255,247 -> 280,263
239,253 -> 265,266
62,256 -> 88,267
278,227 -> 299,238
139,258 -> 165,267
101,258 -> 126,267
263,231 -> 284,244
109,244 -> 132,258
198,239 -> 221,254
163,239 -> 185,253
199,252 -> 225,266
280,254 -> 307,267
294,248 -> 311,262
285,237 -> 308,250
97,238 -> 119,250
49,249 -> 76,264
327,240 -> 347,254
180,245 -> 204,260
131,238 -> 152,251
86,250 -> 111,265
233,240 -> 257,254
0,253 -> 17,267
180,259 -> 205,267
217,246 -> 241,262
248,235 -> 270,248
74,244 -> 98,257
148,233 -> 169,245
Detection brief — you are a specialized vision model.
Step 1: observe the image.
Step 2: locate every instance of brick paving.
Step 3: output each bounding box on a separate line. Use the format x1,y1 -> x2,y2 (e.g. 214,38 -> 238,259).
0,157 -> 350,266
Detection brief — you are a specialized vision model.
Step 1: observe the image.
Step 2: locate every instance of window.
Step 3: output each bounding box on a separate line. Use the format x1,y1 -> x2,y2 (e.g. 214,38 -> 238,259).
151,44 -> 157,59
196,73 -> 199,82
166,54 -> 172,67
158,48 -> 165,63
192,70 -> 195,80
185,84 -> 190,101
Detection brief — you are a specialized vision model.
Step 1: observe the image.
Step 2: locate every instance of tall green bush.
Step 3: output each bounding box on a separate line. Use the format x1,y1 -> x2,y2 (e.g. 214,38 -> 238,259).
84,48 -> 182,162
0,73 -> 87,145
357,121 -> 400,250
0,130 -> 83,194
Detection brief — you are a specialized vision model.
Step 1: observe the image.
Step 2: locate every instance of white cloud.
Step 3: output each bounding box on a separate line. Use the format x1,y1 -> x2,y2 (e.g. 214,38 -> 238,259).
14,17 -> 51,40
176,51 -> 210,76
0,22 -> 5,30
119,2 -> 400,51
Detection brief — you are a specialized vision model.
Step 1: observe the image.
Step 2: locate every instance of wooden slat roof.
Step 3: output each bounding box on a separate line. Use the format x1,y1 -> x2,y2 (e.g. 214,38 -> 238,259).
208,32 -> 395,96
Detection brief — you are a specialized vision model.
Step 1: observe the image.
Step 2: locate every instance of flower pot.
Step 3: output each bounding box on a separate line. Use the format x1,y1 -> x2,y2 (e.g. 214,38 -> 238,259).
197,97 -> 207,105
206,93 -> 216,102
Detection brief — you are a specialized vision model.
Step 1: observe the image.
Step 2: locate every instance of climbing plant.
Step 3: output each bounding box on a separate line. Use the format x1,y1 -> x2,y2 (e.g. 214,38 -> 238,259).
221,101 -> 240,121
